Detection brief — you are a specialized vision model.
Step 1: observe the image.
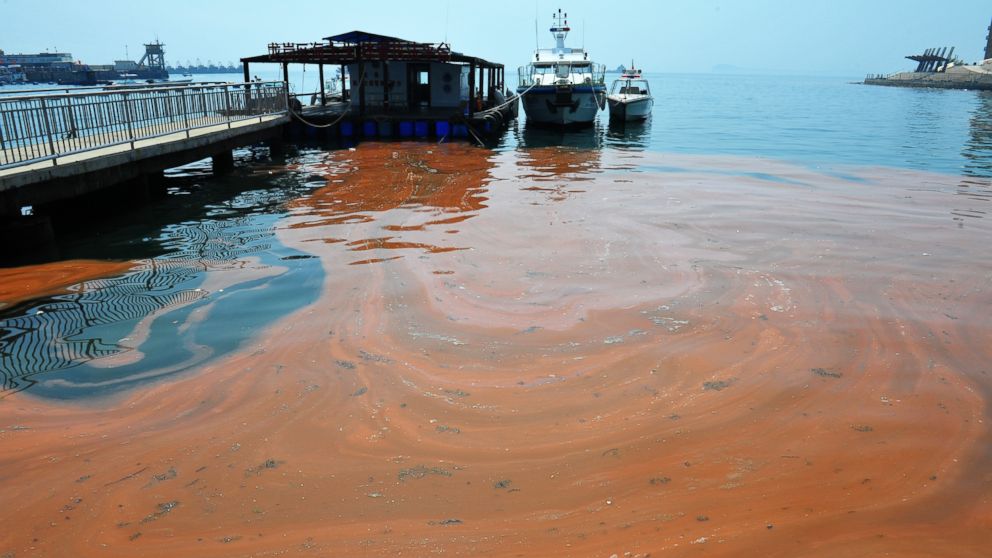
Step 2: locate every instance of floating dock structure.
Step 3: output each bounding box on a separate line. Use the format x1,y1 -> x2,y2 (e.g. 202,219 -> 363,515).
240,30 -> 517,142
865,17 -> 992,90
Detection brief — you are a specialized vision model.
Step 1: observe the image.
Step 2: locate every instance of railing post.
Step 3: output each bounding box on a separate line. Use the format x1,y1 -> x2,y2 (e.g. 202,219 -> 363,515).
122,93 -> 136,149
223,85 -> 232,129
65,96 -> 78,142
39,98 -> 58,165
180,88 -> 191,138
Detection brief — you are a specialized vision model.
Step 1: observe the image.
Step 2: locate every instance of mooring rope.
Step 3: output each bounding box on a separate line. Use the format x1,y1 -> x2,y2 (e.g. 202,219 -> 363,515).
287,77 -> 532,133
287,65 -> 357,129
290,106 -> 351,129
479,81 -> 538,115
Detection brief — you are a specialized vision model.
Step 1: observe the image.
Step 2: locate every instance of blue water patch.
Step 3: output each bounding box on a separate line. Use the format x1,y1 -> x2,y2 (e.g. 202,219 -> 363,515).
0,174 -> 325,401
506,73 -> 992,177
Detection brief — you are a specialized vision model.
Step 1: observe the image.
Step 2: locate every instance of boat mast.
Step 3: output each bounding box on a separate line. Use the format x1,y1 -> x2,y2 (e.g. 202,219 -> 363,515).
551,8 -> 569,54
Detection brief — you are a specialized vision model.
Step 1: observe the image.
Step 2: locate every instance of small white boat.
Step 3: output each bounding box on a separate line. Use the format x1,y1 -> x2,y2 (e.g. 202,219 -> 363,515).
607,66 -> 653,121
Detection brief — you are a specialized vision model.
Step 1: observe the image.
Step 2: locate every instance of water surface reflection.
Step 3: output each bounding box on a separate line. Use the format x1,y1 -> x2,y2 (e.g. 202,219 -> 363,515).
605,118 -> 652,150
287,143 -> 495,265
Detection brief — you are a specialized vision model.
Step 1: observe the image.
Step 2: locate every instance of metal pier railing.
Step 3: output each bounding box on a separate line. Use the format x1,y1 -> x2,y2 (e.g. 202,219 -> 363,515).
0,82 -> 288,170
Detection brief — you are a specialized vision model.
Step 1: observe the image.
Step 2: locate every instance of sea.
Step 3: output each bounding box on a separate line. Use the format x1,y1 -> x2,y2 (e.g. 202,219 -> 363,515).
0,70 -> 989,556
1,71 -> 990,397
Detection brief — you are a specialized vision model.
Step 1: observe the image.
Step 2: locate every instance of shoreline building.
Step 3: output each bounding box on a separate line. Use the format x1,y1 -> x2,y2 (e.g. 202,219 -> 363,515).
0,42 -> 167,85
865,15 -> 992,90
0,49 -> 28,84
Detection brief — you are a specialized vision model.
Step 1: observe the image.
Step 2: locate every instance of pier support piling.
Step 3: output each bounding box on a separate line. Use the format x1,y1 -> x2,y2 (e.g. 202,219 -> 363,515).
212,150 -> 235,174
0,216 -> 56,261
267,138 -> 286,157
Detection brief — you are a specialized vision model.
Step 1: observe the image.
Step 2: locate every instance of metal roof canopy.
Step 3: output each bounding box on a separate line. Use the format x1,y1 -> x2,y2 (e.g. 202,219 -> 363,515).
323,31 -> 411,45
241,30 -> 501,68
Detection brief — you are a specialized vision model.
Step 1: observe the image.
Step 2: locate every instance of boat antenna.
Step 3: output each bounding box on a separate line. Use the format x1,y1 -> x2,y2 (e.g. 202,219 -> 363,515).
583,20 -> 585,50
444,0 -> 449,44
534,1 -> 539,51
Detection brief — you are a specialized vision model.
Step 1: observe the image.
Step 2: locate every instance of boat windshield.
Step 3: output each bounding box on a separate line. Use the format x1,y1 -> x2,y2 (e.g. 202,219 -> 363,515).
519,62 -> 606,87
610,78 -> 650,96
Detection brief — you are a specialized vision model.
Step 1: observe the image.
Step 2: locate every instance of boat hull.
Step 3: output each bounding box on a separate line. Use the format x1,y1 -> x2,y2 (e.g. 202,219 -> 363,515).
518,85 -> 605,126
608,96 -> 653,121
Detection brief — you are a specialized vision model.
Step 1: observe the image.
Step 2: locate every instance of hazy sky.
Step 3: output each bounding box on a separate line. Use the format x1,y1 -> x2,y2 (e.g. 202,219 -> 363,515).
2,0 -> 991,76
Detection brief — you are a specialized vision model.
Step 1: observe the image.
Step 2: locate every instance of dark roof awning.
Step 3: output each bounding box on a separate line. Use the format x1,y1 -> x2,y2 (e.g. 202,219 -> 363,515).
322,30 -> 410,45
241,30 -> 501,68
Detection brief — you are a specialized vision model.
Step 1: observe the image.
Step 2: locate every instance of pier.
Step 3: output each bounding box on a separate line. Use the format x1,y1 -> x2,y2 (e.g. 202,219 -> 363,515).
0,82 -> 289,218
0,31 -> 518,253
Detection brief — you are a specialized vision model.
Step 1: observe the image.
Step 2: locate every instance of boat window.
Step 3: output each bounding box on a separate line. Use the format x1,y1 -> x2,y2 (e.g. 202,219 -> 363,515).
555,64 -> 570,79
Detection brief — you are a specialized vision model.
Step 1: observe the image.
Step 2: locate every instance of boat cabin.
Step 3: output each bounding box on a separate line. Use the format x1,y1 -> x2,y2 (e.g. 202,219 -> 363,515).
521,61 -> 605,87
610,71 -> 651,96
346,60 -> 469,109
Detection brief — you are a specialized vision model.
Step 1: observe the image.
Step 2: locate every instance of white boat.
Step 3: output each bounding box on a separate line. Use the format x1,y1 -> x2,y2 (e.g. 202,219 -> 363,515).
607,65 -> 653,121
517,8 -> 606,126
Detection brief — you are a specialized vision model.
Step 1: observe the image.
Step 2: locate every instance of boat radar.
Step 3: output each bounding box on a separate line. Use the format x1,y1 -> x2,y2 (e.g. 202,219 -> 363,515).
621,61 -> 642,79
550,8 -> 571,53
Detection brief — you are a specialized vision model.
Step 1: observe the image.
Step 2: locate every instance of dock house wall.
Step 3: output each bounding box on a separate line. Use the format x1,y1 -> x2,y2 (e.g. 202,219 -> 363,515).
347,61 -> 468,109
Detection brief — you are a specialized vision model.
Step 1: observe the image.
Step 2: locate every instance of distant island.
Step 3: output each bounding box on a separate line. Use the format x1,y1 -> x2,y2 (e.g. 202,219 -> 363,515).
614,65 -> 626,73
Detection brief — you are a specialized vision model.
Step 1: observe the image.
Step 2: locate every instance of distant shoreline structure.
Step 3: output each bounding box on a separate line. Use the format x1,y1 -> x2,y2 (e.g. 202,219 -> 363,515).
865,16 -> 992,91
0,42 -> 243,85
0,42 -> 168,84
166,63 -> 242,75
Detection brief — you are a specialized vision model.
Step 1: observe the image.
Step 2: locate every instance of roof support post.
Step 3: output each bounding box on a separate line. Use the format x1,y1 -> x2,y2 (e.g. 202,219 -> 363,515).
243,61 -> 252,110
319,63 -> 326,105
358,48 -> 366,117
383,59 -> 390,113
341,64 -> 348,101
489,67 -> 495,103
468,64 -> 475,117
479,65 -> 485,106
282,62 -> 291,108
